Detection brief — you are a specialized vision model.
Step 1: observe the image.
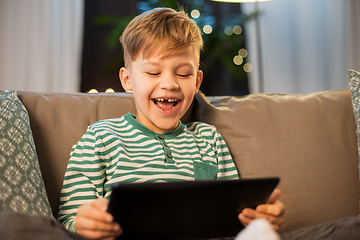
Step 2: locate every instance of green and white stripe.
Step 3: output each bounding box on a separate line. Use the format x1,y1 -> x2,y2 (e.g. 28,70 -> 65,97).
58,113 -> 239,231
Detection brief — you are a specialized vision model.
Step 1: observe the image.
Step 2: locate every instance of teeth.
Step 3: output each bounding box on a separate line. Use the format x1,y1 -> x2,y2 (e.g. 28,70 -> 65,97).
155,98 -> 178,102
153,98 -> 180,110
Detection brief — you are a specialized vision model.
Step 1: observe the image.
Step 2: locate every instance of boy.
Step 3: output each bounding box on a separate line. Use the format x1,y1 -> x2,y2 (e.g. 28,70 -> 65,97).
58,7 -> 285,240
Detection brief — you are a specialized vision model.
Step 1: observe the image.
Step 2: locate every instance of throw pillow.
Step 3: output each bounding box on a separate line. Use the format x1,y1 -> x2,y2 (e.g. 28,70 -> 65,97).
0,89 -> 53,217
347,69 -> 360,180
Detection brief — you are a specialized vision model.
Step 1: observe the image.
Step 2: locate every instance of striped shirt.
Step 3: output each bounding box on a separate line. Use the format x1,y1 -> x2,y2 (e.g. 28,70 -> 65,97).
57,113 -> 239,231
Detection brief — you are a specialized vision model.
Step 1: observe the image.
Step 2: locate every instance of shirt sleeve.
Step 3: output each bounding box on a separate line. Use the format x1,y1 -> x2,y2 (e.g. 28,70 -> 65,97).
213,127 -> 240,180
57,126 -> 107,232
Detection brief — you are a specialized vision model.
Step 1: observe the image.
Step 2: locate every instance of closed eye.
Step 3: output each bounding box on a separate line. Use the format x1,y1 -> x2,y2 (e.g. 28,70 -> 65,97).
147,72 -> 160,76
177,74 -> 192,78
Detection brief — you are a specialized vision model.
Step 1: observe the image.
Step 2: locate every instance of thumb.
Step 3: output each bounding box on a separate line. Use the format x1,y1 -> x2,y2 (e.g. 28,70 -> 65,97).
267,189 -> 281,204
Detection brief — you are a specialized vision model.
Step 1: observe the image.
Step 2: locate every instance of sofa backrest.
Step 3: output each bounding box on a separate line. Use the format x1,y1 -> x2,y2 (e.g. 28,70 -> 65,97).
17,91 -> 195,218
18,89 -> 359,233
194,89 -> 359,232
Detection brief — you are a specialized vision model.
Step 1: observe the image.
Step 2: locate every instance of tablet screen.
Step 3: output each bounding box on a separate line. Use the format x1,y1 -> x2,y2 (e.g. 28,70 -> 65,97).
108,177 -> 279,240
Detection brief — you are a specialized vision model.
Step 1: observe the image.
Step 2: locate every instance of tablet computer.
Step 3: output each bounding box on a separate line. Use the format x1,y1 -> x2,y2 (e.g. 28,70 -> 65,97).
107,177 -> 280,240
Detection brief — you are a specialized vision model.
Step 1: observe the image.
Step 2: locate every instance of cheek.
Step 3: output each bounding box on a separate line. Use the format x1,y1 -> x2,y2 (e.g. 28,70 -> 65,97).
181,81 -> 198,98
132,82 -> 154,103
131,79 -> 147,94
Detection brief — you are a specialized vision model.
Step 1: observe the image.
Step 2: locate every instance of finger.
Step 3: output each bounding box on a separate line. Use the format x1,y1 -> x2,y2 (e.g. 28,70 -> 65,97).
239,212 -> 283,231
77,227 -> 122,240
75,216 -> 122,240
257,199 -> 286,216
238,208 -> 256,227
240,206 -> 284,225
77,202 -> 113,223
252,209 -> 284,226
75,215 -> 121,232
267,189 -> 281,204
240,208 -> 256,220
238,212 -> 252,227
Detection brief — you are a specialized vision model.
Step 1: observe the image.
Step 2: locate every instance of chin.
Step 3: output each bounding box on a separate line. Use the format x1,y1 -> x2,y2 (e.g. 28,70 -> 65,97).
154,120 -> 179,133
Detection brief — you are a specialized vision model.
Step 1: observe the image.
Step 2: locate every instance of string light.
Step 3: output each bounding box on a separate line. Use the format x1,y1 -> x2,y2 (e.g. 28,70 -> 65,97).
243,63 -> 253,73
105,88 -> 115,93
233,55 -> 243,65
233,25 -> 242,35
203,25 -> 213,34
224,26 -> 233,35
191,9 -> 200,18
88,89 -> 98,94
238,48 -> 248,58
87,88 -> 116,93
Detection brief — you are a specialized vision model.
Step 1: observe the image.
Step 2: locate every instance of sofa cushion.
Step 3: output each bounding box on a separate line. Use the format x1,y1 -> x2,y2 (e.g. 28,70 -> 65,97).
194,89 -> 359,233
0,89 -> 52,217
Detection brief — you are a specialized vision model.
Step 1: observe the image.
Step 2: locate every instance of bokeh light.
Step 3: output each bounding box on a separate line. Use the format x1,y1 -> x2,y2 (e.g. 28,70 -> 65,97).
233,55 -> 243,65
243,63 -> 253,73
224,26 -> 233,35
105,88 -> 115,93
191,9 -> 200,19
238,48 -> 248,58
88,89 -> 98,94
203,25 -> 213,34
233,25 -> 242,35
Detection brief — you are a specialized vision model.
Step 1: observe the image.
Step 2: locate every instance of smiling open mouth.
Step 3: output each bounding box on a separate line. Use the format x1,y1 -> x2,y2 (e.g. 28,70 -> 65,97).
152,98 -> 180,110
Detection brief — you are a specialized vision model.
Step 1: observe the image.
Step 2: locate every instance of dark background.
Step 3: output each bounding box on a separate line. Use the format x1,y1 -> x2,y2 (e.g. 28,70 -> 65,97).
81,0 -> 250,96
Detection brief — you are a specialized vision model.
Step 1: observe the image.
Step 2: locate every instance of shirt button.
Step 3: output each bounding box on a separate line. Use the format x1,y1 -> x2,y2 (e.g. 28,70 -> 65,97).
167,153 -> 172,158
163,143 -> 168,147
158,135 -> 164,139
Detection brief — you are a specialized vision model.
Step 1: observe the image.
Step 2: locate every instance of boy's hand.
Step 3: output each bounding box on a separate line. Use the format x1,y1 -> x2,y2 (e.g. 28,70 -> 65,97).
75,197 -> 123,240
238,189 -> 285,231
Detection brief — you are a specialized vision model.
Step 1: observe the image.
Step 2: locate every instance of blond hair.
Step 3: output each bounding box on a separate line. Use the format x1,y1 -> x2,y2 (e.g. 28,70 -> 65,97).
120,7 -> 203,67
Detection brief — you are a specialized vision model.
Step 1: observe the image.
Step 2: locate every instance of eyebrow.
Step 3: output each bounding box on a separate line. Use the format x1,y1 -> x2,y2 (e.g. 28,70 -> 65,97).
176,63 -> 195,69
142,61 -> 195,69
142,61 -> 160,67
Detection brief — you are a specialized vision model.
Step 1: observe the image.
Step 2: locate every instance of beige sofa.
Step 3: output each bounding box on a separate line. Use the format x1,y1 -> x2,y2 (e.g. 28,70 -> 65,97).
16,89 -> 359,234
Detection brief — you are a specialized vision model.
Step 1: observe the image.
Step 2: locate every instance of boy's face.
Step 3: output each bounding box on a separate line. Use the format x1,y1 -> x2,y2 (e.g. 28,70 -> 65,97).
120,47 -> 203,133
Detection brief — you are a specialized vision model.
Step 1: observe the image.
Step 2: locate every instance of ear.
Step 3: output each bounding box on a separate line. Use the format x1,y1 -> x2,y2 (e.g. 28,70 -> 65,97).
119,67 -> 132,92
195,70 -> 203,94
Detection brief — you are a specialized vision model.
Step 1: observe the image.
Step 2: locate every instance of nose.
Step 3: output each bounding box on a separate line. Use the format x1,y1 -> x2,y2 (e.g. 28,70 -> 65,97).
159,74 -> 179,90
